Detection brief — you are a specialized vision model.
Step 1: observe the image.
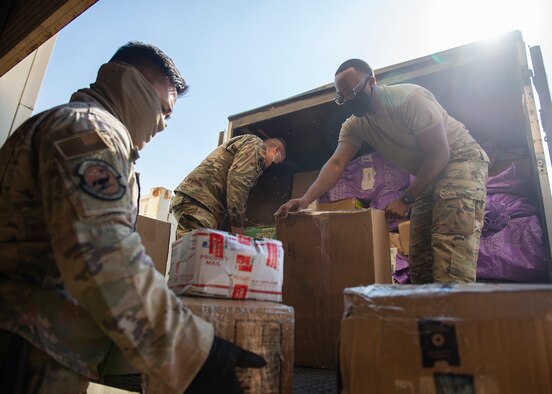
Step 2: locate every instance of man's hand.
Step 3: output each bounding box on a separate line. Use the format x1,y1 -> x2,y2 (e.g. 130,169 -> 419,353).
185,336 -> 266,394
385,198 -> 410,219
274,198 -> 309,218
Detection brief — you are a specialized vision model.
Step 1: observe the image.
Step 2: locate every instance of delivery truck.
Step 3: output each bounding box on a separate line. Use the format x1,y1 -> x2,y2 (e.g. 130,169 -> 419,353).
225,30 -> 552,279
220,31 -> 552,387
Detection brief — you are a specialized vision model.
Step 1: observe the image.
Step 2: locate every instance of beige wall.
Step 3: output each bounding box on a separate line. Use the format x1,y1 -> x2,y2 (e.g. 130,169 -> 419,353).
0,35 -> 56,145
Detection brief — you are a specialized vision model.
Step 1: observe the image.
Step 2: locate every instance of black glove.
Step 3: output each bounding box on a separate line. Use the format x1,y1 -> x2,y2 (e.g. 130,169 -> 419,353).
185,336 -> 266,394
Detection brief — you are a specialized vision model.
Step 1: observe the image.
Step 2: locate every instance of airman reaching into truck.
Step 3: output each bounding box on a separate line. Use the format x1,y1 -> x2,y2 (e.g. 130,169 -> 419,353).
276,58 -> 489,284
172,134 -> 286,238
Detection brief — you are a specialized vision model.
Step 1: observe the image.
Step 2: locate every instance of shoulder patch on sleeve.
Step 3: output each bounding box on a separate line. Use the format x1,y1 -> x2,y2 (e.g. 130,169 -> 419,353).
54,130 -> 110,160
76,159 -> 126,200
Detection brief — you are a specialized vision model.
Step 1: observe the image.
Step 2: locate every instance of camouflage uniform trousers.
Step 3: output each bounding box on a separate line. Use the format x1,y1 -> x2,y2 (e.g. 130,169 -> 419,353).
409,137 -> 489,283
0,331 -> 88,394
171,193 -> 228,239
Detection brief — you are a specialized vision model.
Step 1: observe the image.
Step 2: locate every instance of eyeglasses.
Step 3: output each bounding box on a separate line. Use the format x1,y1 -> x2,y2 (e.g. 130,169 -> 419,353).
334,76 -> 370,106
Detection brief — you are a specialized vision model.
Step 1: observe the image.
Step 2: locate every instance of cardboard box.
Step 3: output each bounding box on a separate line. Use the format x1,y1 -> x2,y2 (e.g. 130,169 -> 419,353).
291,171 -> 319,211
244,225 -> 277,239
389,247 -> 398,273
100,297 -> 294,394
276,209 -> 391,368
168,229 -> 284,302
340,284 -> 552,393
136,215 -> 171,275
389,232 -> 401,251
398,220 -> 410,256
316,197 -> 363,211
181,297 -> 294,394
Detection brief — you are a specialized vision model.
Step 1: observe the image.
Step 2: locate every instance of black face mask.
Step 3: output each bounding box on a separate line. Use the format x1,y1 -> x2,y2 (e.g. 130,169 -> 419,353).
348,86 -> 373,117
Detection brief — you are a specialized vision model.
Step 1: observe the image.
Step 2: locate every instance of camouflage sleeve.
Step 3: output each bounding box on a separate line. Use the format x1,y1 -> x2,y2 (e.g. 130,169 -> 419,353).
39,118 -> 213,393
226,141 -> 266,227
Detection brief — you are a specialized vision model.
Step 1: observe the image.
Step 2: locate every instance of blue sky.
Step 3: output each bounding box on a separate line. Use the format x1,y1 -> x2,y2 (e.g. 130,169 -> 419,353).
35,0 -> 552,194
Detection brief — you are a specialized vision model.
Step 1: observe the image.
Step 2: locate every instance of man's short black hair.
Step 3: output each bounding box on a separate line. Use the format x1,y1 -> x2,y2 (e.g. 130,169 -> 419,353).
335,59 -> 374,77
265,137 -> 287,154
110,41 -> 188,96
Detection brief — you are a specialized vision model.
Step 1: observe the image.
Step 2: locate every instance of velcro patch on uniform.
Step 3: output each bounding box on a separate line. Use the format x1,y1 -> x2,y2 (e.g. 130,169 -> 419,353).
76,159 -> 126,200
54,130 -> 109,160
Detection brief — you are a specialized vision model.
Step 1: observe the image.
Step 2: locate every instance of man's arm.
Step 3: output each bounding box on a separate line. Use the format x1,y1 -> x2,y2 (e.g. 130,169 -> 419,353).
40,125 -> 214,393
275,142 -> 359,217
226,142 -> 265,232
385,121 -> 450,218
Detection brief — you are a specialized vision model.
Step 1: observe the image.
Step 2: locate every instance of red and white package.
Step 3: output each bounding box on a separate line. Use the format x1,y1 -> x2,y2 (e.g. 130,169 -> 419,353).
168,229 -> 284,302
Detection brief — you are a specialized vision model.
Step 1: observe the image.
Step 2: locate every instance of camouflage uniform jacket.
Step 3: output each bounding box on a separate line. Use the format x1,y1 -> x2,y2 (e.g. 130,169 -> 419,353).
174,134 -> 267,228
0,94 -> 213,392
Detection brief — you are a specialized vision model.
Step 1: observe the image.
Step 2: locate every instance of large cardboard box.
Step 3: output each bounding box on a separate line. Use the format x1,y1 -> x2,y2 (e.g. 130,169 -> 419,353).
101,297 -> 294,394
182,297 -> 294,394
398,220 -> 410,256
340,284 -> 552,393
136,215 -> 171,275
276,209 -> 391,368
316,197 -> 363,212
389,232 -> 401,250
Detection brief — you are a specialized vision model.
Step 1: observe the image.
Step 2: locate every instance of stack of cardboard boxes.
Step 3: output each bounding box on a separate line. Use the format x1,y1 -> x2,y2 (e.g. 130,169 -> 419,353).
136,215 -> 172,276
168,229 -> 294,393
116,216 -> 295,394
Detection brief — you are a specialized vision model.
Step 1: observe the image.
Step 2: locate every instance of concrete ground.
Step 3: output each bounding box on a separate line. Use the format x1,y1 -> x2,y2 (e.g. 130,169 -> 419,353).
97,367 -> 338,393
293,367 -> 337,393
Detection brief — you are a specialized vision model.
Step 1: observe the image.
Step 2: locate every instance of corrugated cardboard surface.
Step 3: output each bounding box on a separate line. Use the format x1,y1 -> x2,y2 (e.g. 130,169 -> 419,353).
389,232 -> 401,250
340,284 -> 552,393
398,220 -> 410,256
136,215 -> 171,275
276,209 -> 391,368
316,198 -> 363,211
181,297 -> 294,394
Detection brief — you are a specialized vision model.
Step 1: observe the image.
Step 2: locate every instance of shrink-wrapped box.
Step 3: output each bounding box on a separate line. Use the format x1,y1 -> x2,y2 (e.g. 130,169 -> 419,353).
168,229 -> 284,302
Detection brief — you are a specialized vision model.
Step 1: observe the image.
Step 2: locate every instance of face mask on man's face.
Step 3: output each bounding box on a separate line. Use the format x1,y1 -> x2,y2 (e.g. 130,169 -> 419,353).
348,86 -> 373,117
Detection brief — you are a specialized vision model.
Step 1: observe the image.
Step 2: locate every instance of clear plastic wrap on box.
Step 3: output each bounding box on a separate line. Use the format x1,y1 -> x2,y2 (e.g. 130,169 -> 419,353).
168,229 -> 284,301
340,284 -> 552,393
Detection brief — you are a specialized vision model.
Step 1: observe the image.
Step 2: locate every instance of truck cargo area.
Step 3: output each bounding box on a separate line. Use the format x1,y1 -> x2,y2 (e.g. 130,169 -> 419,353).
229,31 -> 552,282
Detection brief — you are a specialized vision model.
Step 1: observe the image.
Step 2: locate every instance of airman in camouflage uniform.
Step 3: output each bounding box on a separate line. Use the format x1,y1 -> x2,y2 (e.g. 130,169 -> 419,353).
171,135 -> 286,238
276,59 -> 488,283
0,42 -> 264,394
408,136 -> 488,283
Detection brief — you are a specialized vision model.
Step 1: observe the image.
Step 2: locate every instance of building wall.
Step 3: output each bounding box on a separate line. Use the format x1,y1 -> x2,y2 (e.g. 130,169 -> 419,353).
139,186 -> 174,222
0,0 -> 97,77
0,35 -> 56,146
138,186 -> 177,272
